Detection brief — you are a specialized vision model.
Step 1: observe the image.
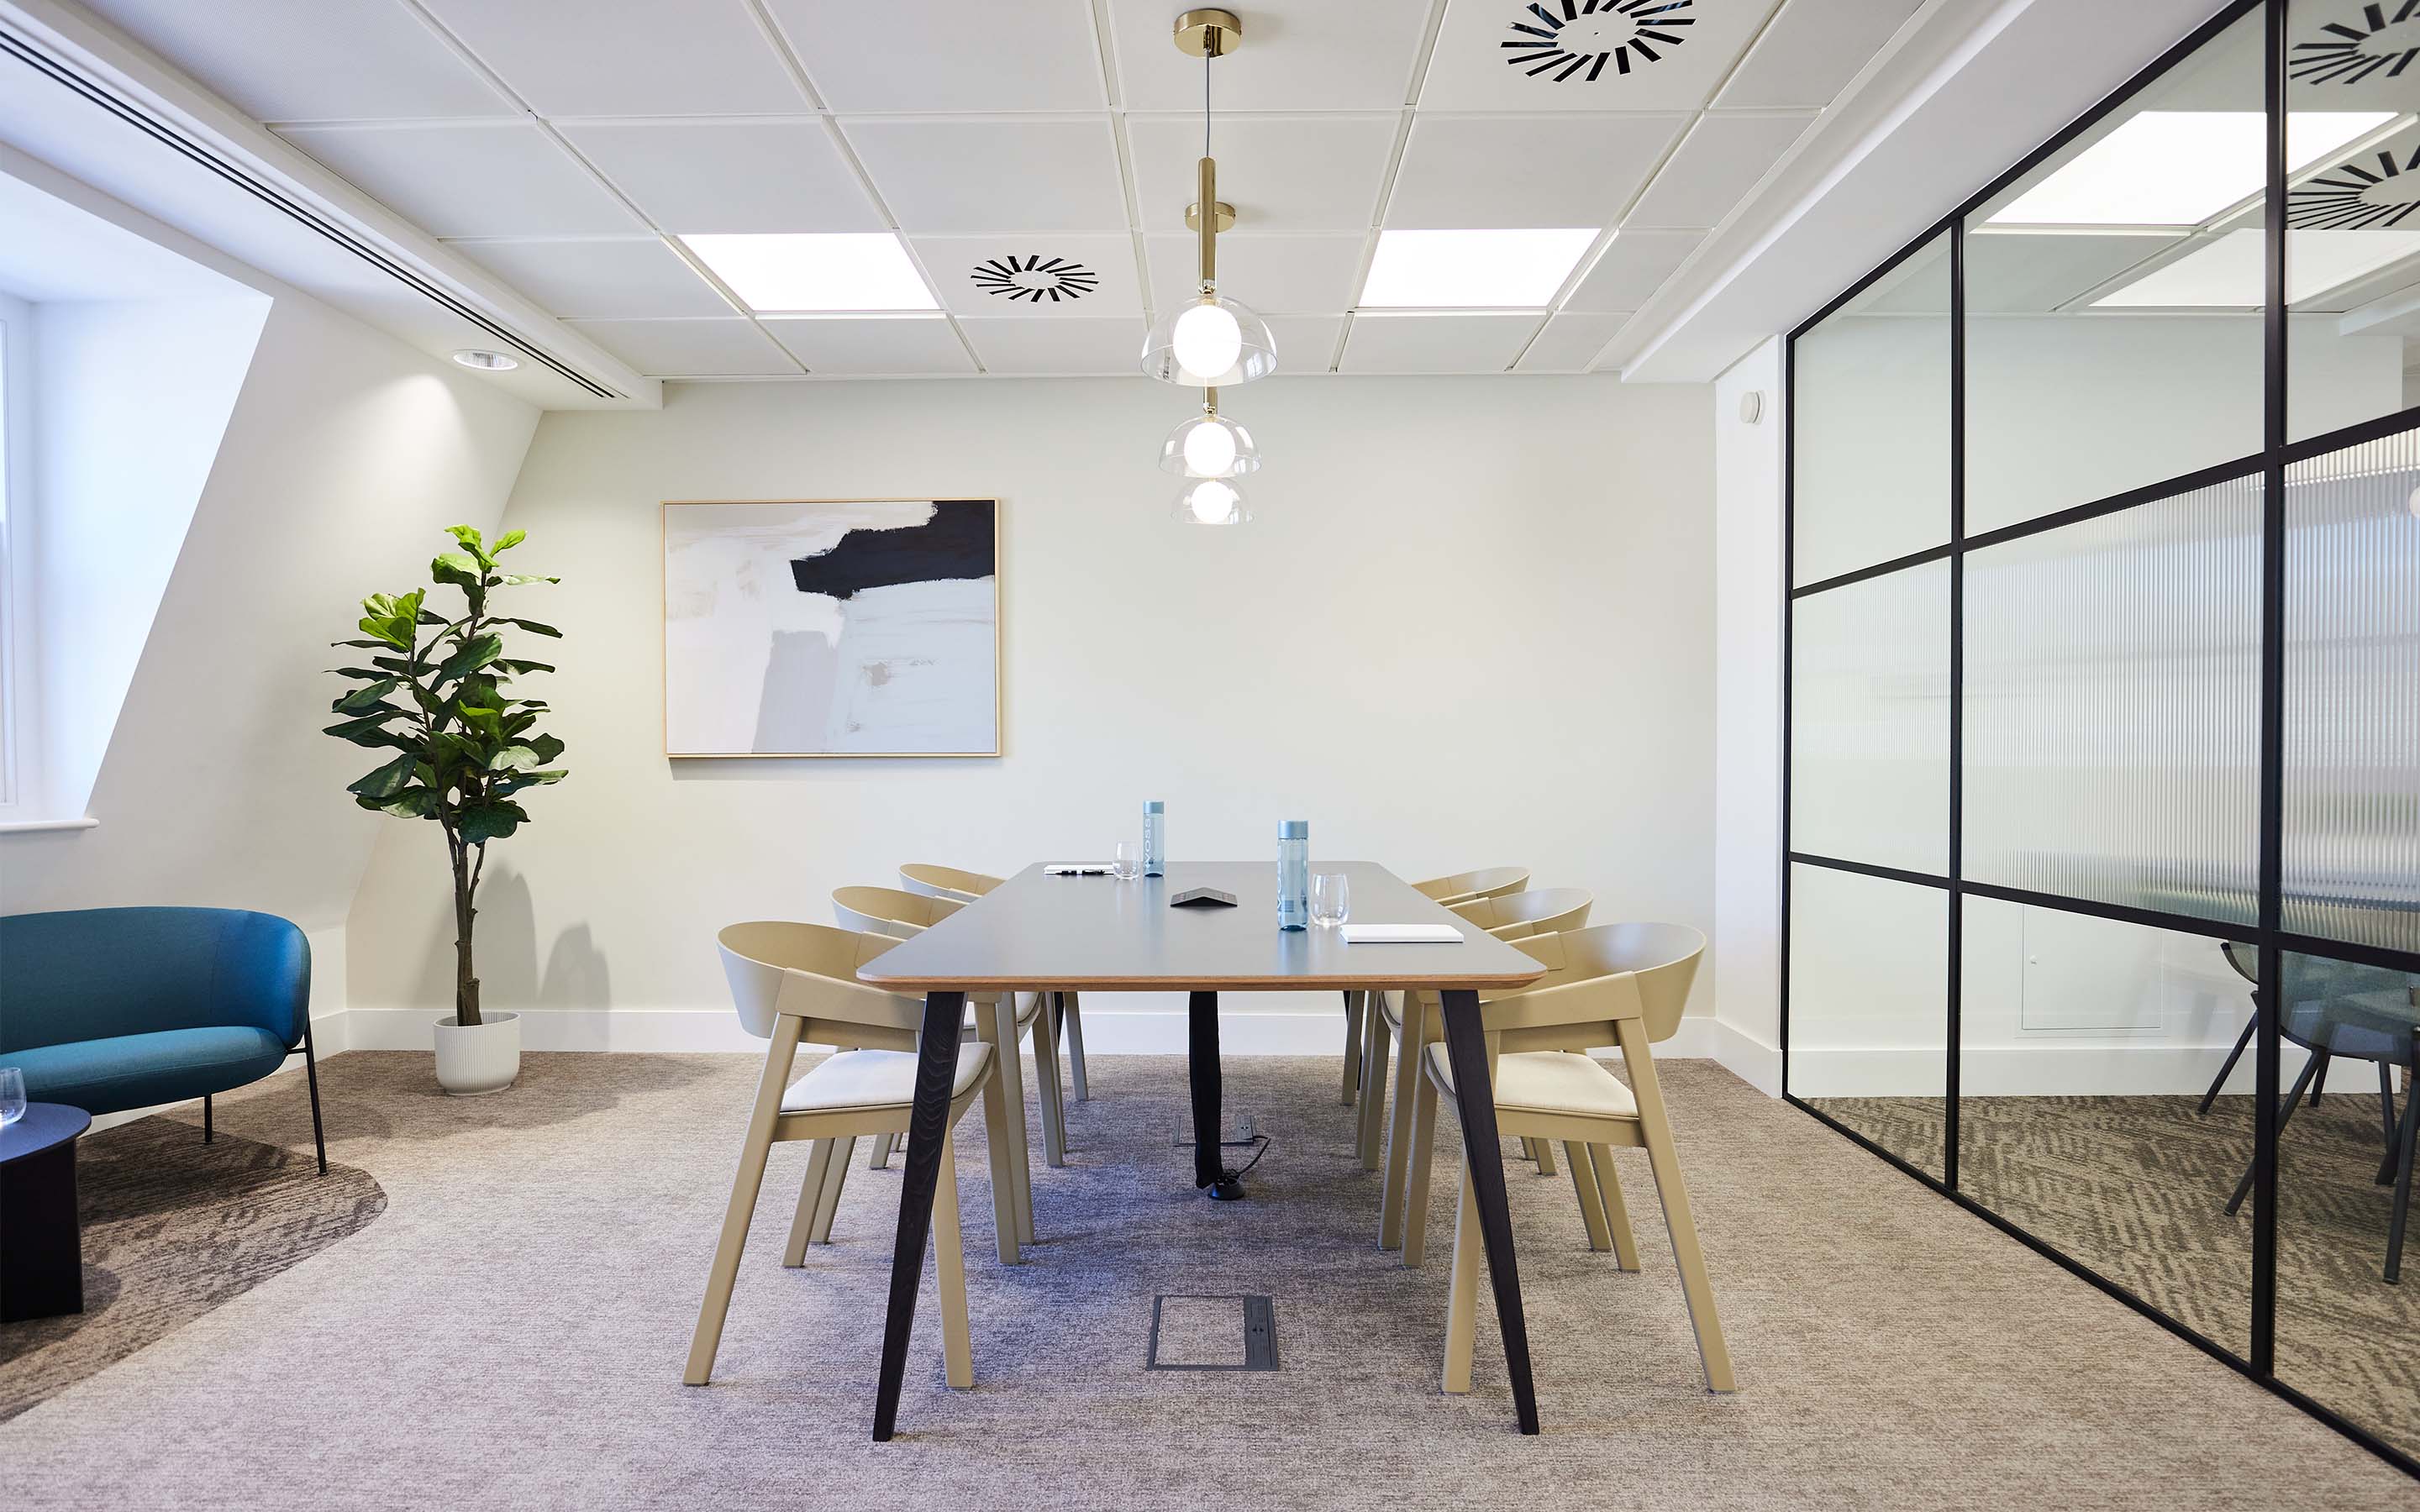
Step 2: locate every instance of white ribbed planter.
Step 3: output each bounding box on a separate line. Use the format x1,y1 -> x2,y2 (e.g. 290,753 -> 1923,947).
433,1011 -> 520,1096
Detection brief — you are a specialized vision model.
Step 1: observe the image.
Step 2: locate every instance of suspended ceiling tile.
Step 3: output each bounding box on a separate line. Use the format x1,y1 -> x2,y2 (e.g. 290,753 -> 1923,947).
1143,233 -> 1369,313
1715,0 -> 1926,110
960,318 -> 1148,373
761,317 -> 977,375
1383,113 -> 1685,228
1262,314 -> 1348,371
274,122 -> 642,237
447,237 -> 732,318
1106,0 -> 1432,112
558,120 -> 883,234
563,318 -> 800,376
1339,312 -> 1541,373
1515,310 -> 1628,370
1125,113 -> 1398,234
1623,111 -> 1814,229
1418,0 -> 1786,113
1948,230 -> 2187,313
909,234 -> 1144,318
79,0 -> 509,122
763,0 -> 1107,112
1560,228 -> 1702,311
414,0 -> 808,117
840,117 -> 1128,233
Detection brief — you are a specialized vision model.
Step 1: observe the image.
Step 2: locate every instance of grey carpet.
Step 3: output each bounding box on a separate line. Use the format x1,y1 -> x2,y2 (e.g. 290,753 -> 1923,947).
0,1117 -> 386,1422
0,1051 -> 2412,1509
1809,1089 -> 2417,1465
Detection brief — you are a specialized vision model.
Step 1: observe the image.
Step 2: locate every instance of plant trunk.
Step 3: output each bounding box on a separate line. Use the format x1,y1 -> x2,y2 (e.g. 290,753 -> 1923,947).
451,832 -> 481,1027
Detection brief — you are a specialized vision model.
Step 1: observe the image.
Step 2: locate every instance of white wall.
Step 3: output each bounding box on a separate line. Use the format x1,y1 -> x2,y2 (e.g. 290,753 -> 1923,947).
1710,339 -> 1785,1094
343,375 -> 1718,1053
0,163 -> 540,1049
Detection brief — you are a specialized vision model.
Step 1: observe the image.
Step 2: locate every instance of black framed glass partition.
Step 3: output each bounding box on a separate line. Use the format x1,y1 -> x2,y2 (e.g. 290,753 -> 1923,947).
1784,0 -> 2417,1477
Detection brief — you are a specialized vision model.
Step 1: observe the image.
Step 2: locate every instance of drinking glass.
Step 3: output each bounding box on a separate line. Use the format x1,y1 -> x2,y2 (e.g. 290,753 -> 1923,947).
1311,872 -> 1349,928
0,1066 -> 24,1129
1111,842 -> 1142,881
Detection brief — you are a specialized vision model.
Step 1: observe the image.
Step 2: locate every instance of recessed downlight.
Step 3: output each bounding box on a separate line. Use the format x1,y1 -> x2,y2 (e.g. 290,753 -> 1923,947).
450,349 -> 519,371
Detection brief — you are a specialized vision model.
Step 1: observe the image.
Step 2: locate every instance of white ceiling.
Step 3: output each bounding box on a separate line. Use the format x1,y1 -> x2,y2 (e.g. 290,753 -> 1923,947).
68,0 -> 1935,379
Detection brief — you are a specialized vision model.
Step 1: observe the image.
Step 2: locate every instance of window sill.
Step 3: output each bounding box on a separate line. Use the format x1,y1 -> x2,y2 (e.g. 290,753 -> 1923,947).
0,816 -> 98,834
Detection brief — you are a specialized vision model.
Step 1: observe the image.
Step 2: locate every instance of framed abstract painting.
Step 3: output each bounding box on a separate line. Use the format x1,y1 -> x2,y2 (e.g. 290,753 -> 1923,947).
662,498 -> 1000,758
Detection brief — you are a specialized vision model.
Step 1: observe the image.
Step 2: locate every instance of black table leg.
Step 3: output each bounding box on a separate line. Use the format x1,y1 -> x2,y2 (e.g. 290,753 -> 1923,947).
871,989 -> 965,1442
1438,988 -> 1539,1435
1189,990 -> 1241,1200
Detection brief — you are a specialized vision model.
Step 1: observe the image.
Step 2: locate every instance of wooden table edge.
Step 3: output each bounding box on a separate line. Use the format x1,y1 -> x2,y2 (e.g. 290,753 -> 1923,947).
854,970 -> 1549,990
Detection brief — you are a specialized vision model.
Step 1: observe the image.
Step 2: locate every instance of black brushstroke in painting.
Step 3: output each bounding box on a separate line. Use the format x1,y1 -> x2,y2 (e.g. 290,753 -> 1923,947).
788,500 -> 995,600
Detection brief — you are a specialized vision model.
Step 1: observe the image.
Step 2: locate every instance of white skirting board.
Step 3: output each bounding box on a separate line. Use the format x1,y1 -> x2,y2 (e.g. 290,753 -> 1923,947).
332,1004 -> 1733,1062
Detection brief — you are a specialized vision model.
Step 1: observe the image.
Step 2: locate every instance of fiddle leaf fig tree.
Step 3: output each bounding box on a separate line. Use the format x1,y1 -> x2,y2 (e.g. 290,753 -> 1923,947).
325,525 -> 566,1027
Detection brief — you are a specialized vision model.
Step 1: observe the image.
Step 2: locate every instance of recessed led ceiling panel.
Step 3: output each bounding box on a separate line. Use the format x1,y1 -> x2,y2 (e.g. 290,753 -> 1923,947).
679,234 -> 939,313
1359,228 -> 1599,307
1987,111 -> 2396,225
2091,225 -> 2420,306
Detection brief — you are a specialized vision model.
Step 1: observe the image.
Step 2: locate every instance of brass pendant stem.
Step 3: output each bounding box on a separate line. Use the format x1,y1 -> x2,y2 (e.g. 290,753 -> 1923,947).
1197,156 -> 1217,288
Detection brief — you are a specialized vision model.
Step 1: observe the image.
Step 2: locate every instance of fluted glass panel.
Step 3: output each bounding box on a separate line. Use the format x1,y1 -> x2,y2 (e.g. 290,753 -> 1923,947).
1791,231 -> 1949,586
1965,476 -> 2263,924
1791,561 -> 1950,874
2284,428 -> 2420,954
1790,862 -> 1949,1179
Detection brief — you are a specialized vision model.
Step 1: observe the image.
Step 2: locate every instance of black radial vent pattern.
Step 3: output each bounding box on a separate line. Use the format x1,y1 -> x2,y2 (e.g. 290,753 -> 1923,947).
2289,142 -> 2420,228
1502,0 -> 1693,83
971,255 -> 1101,304
2291,1 -> 2420,84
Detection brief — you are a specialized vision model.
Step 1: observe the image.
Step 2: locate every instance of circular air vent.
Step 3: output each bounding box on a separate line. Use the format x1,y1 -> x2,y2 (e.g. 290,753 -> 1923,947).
1502,0 -> 1694,83
2290,4 -> 2420,85
971,255 -> 1101,305
2289,144 -> 2420,229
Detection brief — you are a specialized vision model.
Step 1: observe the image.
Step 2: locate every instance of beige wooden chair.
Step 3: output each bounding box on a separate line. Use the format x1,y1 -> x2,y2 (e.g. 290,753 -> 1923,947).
683,921 -> 1023,1391
900,863 -> 1091,1109
832,885 -> 1065,1225
1397,922 -> 1733,1394
1354,888 -> 1591,1173
1340,867 -> 1534,1109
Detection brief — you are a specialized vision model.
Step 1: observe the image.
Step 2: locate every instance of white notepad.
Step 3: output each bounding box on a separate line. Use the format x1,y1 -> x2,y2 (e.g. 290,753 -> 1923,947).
1339,923 -> 1464,944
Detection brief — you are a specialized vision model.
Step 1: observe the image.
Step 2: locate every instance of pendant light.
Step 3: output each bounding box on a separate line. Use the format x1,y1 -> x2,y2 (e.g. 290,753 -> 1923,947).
1146,11 -> 1270,525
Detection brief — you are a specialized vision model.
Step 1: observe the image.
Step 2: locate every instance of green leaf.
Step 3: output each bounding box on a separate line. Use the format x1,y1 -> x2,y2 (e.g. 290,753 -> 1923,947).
445,525 -> 496,570
459,704 -> 507,743
355,615 -> 411,650
525,733 -> 566,764
332,679 -> 400,713
492,659 -> 555,677
431,552 -> 483,591
324,712 -> 417,750
327,666 -> 389,680
346,752 -> 418,799
436,633 -> 503,682
333,638 -> 394,649
499,617 -> 561,638
495,574 -> 560,586
456,801 -> 528,844
494,528 -> 526,552
488,743 -> 544,771
358,786 -> 440,818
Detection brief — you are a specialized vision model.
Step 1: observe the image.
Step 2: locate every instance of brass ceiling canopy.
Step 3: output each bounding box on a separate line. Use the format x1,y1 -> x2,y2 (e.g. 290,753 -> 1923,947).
1184,201 -> 1237,234
1173,8 -> 1241,59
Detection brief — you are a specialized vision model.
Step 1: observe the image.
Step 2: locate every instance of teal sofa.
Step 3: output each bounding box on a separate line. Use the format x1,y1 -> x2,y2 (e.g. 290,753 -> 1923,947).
0,906 -> 326,1173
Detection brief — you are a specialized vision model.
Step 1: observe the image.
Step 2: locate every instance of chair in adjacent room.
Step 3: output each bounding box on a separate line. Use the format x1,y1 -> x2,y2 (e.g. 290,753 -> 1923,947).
832,885 -> 1065,1212
683,921 -> 1023,1391
900,863 -> 1091,1105
1394,922 -> 1733,1394
1352,887 -> 1591,1170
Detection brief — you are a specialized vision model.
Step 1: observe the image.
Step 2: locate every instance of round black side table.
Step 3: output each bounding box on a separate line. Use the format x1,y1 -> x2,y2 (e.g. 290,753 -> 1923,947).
2,1100 -> 92,1322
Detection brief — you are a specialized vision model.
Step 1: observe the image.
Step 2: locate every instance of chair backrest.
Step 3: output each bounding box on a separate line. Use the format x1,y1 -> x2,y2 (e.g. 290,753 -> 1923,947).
898,864 -> 1002,903
1413,866 -> 1530,906
0,906 -> 309,1053
1450,887 -> 1591,939
1491,921 -> 1706,1044
716,921 -> 922,1041
833,885 -> 961,938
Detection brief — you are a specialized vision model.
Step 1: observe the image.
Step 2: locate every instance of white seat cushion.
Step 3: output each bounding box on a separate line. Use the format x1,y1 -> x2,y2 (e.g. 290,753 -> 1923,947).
1424,1045 -> 1638,1119
782,1043 -> 993,1113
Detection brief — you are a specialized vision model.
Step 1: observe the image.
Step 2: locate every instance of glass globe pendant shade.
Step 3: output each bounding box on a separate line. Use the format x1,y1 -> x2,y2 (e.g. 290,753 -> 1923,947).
1172,476 -> 1251,526
1158,412 -> 1260,478
1141,290 -> 1277,386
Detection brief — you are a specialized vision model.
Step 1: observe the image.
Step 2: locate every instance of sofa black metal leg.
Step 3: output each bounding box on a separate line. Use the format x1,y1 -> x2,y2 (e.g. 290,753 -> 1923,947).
302,1019 -> 328,1176
203,1094 -> 213,1143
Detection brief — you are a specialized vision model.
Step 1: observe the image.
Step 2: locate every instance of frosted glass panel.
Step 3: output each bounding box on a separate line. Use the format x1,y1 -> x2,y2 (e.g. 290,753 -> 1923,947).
1791,561 -> 1950,874
1965,476 -> 2262,924
2284,428 -> 2420,954
1791,231 -> 1949,586
1790,863 -> 1948,1177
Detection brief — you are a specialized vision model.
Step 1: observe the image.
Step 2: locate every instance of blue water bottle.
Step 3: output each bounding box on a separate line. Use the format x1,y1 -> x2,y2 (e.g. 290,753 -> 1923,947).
1276,820 -> 1310,932
1144,800 -> 1165,877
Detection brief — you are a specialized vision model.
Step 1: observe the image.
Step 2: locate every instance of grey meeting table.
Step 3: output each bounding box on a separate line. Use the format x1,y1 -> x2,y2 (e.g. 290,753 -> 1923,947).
855,859 -> 1551,1439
